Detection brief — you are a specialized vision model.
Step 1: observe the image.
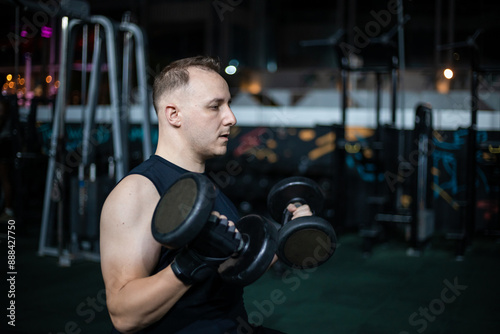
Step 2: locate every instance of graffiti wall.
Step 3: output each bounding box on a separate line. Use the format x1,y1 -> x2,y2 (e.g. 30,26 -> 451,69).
35,122 -> 500,236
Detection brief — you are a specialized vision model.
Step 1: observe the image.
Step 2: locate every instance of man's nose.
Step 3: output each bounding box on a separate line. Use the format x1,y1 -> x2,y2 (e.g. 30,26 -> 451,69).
223,106 -> 237,126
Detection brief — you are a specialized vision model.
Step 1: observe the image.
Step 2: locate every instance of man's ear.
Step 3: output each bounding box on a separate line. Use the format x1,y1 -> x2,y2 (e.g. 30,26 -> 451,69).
165,105 -> 181,127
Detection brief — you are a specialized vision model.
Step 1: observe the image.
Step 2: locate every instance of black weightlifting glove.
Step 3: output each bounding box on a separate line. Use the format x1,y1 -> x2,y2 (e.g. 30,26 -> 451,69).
171,215 -> 243,285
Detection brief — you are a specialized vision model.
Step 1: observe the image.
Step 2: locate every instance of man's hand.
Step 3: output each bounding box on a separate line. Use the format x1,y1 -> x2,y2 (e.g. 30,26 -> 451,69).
286,203 -> 313,220
171,212 -> 242,285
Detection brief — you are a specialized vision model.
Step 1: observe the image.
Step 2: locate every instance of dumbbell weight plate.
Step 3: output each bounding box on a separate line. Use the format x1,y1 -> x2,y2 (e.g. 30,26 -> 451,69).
277,216 -> 337,269
267,176 -> 325,224
152,173 -> 216,249
219,215 -> 278,286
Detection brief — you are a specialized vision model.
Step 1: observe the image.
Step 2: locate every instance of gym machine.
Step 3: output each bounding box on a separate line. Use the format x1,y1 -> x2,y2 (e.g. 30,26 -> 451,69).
438,30 -> 500,259
37,4 -> 153,265
408,104 -> 435,253
300,14 -> 417,252
349,57 -> 409,253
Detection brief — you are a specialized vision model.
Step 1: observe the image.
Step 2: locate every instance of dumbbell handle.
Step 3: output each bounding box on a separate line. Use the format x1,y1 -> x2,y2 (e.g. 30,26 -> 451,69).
211,214 -> 248,254
218,214 -> 278,285
193,214 -> 246,259
170,215 -> 248,285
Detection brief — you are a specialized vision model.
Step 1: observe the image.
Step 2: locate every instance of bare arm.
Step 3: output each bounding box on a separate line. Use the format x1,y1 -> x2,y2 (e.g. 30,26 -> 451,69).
100,174 -> 190,334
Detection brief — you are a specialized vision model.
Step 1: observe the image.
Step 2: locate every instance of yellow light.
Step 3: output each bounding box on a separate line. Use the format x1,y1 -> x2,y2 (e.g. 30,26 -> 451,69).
247,82 -> 261,95
8,82 -> 15,89
444,68 -> 453,79
54,80 -> 60,88
6,74 -> 12,81
436,78 -> 450,94
363,148 -> 374,159
2,83 -> 8,90
299,129 -> 316,142
400,195 -> 412,208
34,85 -> 43,97
46,75 -> 52,83
19,78 -> 25,85
266,139 -> 277,149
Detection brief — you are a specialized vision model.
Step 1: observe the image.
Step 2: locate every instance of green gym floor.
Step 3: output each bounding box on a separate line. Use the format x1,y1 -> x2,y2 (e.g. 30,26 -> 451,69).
2,225 -> 500,334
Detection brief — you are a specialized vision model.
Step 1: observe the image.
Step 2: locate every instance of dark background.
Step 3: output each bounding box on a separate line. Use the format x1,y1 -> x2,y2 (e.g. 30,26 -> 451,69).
0,1 -> 499,333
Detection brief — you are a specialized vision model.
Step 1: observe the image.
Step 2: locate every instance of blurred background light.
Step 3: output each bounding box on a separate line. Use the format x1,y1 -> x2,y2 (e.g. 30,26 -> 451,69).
444,68 -> 453,79
225,65 -> 237,75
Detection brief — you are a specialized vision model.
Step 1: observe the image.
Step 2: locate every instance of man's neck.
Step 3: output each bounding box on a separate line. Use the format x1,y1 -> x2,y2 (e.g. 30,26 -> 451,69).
154,146 -> 205,173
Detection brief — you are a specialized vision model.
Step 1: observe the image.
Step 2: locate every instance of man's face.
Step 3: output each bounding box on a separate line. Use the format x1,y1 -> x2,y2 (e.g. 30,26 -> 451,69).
179,67 -> 237,160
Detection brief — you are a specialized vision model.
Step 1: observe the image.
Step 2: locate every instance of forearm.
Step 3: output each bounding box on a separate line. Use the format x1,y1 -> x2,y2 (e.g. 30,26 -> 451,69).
107,266 -> 190,334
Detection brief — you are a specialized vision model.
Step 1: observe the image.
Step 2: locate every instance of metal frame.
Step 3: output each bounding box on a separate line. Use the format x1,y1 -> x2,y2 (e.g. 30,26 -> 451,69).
120,21 -> 153,160
38,15 -> 152,264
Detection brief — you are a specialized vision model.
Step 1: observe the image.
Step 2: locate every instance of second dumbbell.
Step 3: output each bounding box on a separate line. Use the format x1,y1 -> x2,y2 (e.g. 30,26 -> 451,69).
267,176 -> 337,269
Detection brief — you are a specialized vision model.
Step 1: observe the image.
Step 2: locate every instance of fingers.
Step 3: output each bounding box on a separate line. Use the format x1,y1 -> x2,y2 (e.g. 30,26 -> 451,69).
266,254 -> 279,270
270,254 -> 278,267
219,215 -> 234,227
211,211 -> 237,230
286,203 -> 313,219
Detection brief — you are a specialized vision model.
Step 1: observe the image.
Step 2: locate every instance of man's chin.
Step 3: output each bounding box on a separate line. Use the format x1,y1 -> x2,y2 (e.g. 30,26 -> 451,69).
205,148 -> 228,159
214,149 -> 228,157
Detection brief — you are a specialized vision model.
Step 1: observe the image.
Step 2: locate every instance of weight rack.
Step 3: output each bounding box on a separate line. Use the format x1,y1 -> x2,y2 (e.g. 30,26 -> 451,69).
38,10 -> 153,265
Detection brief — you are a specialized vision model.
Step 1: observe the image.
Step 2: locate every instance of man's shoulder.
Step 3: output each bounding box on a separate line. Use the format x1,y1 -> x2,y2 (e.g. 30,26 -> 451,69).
112,173 -> 158,199
128,155 -> 186,196
102,174 -> 159,216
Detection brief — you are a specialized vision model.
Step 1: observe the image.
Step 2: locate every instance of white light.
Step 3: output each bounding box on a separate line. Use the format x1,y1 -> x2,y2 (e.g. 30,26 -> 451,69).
225,65 -> 237,75
62,16 -> 69,29
444,68 -> 453,79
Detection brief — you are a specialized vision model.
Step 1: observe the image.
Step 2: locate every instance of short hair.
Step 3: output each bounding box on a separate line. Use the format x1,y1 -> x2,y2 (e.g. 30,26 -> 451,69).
152,56 -> 221,113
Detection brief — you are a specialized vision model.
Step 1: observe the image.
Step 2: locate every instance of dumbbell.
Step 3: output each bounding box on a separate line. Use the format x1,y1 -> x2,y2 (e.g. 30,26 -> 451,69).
151,172 -> 278,286
267,176 -> 337,269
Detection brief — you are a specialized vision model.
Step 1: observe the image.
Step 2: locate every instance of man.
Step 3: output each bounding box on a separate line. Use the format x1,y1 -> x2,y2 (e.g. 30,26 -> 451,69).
100,56 -> 311,334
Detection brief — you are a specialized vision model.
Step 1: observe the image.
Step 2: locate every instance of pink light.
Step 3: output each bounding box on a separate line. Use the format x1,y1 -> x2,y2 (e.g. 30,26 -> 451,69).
41,26 -> 52,38
21,30 -> 28,37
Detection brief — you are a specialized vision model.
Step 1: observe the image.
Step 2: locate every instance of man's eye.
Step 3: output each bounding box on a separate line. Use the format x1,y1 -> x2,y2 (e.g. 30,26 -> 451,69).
210,105 -> 219,110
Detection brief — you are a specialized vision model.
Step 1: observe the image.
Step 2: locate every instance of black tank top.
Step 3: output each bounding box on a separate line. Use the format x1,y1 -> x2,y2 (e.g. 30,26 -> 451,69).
111,155 -> 248,334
